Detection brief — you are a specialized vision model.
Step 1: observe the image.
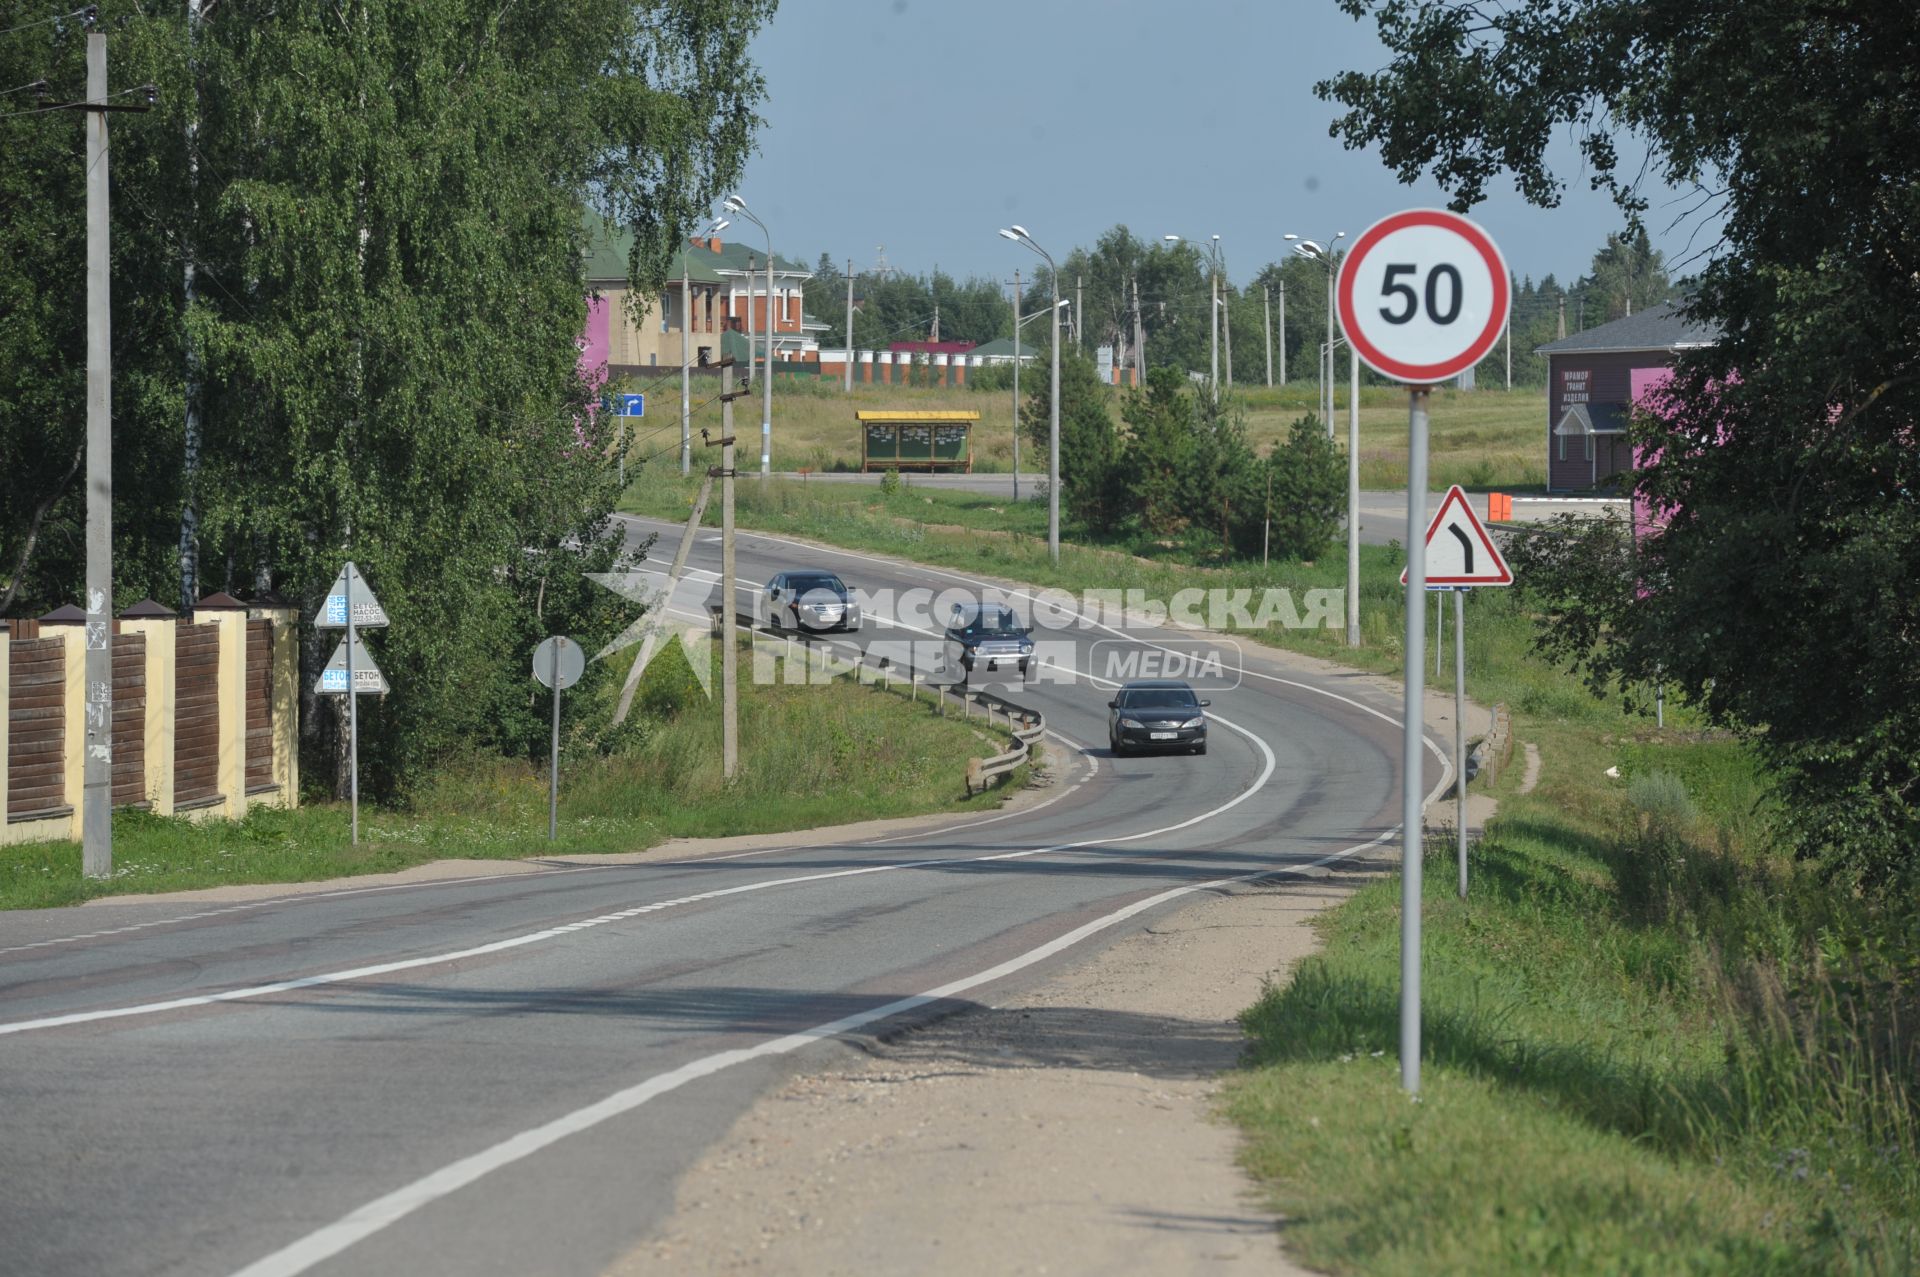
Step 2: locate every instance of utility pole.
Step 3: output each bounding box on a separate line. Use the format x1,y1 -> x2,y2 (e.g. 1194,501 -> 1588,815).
1324,257 -> 1336,434
52,29 -> 151,877
1049,268 -> 1060,561
680,252 -> 691,474
1223,285 -> 1234,390
714,377 -> 743,778
1132,275 -> 1145,386
1075,275 -> 1083,352
1010,269 -> 1022,503
844,257 -> 854,393
82,30 -> 113,878
1277,280 -> 1287,386
1209,261 -> 1220,404
761,246 -> 774,476
1505,310 -> 1512,391
1263,286 -> 1273,387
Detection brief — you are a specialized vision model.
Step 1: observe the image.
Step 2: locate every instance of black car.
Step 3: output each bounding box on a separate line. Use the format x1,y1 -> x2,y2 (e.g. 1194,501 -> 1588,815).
944,601 -> 1034,679
765,570 -> 862,632
1107,680 -> 1210,755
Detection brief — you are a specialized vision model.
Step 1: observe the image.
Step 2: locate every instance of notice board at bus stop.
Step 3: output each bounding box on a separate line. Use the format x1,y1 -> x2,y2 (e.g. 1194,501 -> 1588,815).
857,411 -> 977,472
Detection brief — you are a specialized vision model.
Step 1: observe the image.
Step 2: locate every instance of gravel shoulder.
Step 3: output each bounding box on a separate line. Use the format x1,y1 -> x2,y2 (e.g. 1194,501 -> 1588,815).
606,640 -> 1493,1277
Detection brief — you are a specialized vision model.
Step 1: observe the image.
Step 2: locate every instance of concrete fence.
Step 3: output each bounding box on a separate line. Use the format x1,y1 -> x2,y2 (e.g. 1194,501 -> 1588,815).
1,594 -> 300,846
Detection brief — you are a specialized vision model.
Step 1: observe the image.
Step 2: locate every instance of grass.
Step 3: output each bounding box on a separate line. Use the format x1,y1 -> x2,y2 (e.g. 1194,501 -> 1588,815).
0,638 -> 1017,910
621,375 -> 1549,490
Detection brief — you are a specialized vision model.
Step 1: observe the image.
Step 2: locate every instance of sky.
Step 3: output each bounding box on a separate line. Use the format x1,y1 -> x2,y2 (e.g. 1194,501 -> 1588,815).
733,0 -> 1723,288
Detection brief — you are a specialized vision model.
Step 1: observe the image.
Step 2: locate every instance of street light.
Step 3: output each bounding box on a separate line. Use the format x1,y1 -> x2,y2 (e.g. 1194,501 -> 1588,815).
723,194 -> 775,476
1000,226 -> 1061,563
1164,233 -> 1225,403
1009,292 -> 1069,504
1288,231 -> 1360,649
1286,231 -> 1345,433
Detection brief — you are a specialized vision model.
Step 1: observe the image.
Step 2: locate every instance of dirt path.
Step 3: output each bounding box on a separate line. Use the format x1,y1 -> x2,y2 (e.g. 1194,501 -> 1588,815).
608,870 -> 1383,1276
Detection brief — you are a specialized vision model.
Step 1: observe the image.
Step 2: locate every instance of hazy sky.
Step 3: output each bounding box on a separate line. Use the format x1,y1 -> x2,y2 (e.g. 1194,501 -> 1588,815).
733,0 -> 1722,287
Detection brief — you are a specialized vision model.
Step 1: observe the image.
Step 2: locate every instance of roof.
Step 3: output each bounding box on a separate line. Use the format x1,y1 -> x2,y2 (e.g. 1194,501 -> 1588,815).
702,237 -> 812,279
854,411 -> 981,422
964,338 -> 1038,360
1553,403 -> 1630,436
1535,301 -> 1720,356
582,213 -> 735,287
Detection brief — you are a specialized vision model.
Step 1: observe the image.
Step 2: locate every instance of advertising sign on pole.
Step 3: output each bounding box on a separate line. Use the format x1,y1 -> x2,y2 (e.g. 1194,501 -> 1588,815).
1338,210 -> 1510,1097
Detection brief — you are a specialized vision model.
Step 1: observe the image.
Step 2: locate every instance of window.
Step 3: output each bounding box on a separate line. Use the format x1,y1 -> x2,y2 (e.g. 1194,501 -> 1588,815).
1557,432 -> 1566,462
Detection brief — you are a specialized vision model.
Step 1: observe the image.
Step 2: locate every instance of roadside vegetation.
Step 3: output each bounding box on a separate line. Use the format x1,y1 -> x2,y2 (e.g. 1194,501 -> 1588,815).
627,373 -> 1545,490
0,641 -> 1015,911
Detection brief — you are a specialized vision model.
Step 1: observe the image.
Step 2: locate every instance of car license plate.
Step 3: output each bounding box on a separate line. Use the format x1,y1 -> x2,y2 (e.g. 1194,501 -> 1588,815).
1149,731 -> 1177,740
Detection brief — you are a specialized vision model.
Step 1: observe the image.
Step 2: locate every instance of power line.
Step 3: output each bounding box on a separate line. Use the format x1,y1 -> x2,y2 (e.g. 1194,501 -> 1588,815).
0,4 -> 92,39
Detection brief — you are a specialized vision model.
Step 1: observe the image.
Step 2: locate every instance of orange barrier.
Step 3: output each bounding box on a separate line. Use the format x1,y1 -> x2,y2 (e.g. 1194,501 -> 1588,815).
1486,492 -> 1514,522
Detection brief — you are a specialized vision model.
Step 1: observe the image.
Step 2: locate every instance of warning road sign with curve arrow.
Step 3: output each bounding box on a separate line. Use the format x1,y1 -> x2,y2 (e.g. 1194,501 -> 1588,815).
1401,484 -> 1512,587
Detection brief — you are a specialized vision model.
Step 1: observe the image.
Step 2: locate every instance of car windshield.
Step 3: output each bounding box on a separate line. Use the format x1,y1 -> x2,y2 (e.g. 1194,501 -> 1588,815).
956,606 -> 1023,637
1121,688 -> 1199,710
787,574 -> 846,596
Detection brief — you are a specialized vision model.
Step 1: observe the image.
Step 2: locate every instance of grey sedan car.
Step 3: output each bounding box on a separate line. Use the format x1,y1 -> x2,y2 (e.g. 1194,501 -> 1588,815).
765,570 -> 862,632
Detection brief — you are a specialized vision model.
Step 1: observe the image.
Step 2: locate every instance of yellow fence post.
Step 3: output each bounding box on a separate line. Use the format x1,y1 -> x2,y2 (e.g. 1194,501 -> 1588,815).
120,600 -> 177,815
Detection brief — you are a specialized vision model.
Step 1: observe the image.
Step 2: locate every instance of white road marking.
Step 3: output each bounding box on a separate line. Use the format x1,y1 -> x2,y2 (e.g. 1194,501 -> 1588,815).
0,716 -> 1276,1040
225,808 -> 1417,1277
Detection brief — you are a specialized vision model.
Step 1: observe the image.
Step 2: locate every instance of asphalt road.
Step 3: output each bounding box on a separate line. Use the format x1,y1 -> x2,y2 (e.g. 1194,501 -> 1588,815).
778,473 -> 1624,546
0,521 -> 1443,1277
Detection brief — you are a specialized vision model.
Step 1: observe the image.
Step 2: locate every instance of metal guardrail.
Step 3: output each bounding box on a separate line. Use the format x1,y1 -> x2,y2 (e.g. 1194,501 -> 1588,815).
718,611 -> 1047,797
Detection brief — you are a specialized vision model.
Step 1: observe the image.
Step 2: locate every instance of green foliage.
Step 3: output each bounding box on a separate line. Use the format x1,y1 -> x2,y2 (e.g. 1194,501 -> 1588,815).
1117,367 -> 1195,535
1322,0 -> 1920,890
877,466 -> 902,496
1227,727 -> 1917,1274
1265,414 -> 1346,560
1022,344 -> 1124,534
0,1 -> 773,799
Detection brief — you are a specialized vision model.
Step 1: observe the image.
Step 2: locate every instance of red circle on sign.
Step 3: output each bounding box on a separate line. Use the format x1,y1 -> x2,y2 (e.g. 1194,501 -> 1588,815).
1336,209 -> 1509,383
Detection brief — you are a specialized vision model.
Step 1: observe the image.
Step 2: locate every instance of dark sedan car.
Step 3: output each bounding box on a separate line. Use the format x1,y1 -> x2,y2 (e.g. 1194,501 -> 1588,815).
765,570 -> 862,632
1107,680 -> 1210,755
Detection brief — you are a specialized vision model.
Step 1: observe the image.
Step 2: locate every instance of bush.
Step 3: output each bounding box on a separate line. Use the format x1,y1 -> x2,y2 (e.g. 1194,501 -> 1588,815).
878,467 -> 902,495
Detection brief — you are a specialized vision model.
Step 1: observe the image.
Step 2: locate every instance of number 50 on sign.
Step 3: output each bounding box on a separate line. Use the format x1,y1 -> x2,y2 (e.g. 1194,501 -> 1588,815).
1336,209 -> 1509,384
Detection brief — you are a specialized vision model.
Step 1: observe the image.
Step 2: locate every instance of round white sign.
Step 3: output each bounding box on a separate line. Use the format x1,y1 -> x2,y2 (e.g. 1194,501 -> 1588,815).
532,636 -> 585,690
1336,209 -> 1509,384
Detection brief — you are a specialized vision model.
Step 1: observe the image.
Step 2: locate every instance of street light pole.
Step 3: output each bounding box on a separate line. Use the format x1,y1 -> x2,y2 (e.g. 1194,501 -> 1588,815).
1286,231 -> 1346,434
723,194 -> 774,476
1164,235 -> 1224,403
1263,285 -> 1273,387
844,256 -> 854,393
82,31 -> 113,878
1000,226 -> 1061,562
1011,268 -> 1021,503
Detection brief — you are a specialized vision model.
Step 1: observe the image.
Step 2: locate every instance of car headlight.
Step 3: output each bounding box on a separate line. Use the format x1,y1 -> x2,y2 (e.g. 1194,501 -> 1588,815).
1119,717 -> 1144,729
1181,716 -> 1206,729
1018,640 -> 1033,653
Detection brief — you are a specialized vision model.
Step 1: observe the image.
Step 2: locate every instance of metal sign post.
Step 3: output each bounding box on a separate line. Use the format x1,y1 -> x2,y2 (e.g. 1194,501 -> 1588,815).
1339,209 -> 1510,1095
532,636 -> 585,841
315,562 -> 389,845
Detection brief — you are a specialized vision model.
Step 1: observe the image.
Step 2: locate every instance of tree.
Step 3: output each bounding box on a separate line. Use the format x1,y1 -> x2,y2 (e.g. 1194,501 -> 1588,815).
1022,344 -> 1122,535
1179,396 -> 1263,558
1266,415 -> 1346,560
1118,368 -> 1196,536
0,1 -> 774,797
1320,1 -> 1920,888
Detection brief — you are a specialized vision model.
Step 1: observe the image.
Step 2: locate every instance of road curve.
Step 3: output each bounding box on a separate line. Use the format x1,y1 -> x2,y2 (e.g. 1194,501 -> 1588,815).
0,521 -> 1443,1277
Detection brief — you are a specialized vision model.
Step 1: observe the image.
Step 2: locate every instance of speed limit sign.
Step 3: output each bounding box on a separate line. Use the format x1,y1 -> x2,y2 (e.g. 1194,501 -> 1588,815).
1336,209 -> 1509,384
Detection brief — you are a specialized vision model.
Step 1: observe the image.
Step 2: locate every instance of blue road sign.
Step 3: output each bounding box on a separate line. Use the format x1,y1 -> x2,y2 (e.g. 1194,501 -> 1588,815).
620,393 -> 645,417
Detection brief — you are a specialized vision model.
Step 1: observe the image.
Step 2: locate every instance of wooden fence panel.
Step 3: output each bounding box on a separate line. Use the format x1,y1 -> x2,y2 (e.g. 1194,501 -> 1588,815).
8,637 -> 66,820
113,632 -> 147,807
245,620 -> 274,794
174,623 -> 222,809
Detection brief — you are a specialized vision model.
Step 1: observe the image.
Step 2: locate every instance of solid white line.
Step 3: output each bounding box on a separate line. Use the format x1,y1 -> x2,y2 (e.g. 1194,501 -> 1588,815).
0,714 -> 1273,1039
226,810 -> 1409,1277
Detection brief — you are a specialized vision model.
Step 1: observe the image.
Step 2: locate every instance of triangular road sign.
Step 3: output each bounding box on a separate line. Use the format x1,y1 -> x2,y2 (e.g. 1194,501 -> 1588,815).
315,634 -> 390,695
1401,485 -> 1513,587
315,561 -> 389,629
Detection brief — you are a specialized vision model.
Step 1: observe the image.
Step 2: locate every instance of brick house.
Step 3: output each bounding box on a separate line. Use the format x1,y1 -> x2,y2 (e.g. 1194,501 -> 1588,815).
1535,302 -> 1719,492
579,215 -> 819,386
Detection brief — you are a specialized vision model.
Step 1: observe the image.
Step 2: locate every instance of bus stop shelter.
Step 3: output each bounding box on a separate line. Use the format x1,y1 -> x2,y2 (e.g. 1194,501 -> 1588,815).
858,410 -> 977,473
